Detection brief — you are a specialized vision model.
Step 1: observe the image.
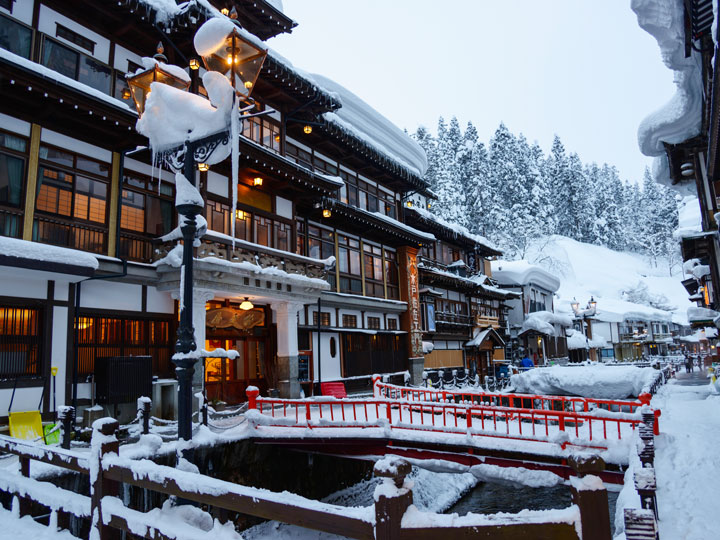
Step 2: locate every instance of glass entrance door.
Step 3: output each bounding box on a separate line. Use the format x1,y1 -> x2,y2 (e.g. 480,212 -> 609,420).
204,337 -> 269,404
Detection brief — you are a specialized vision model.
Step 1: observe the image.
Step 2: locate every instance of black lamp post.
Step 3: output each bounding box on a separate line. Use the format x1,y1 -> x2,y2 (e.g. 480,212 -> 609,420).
571,297 -> 598,362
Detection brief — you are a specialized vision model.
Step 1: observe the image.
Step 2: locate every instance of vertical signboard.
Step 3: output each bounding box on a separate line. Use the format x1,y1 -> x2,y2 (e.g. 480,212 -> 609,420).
398,246 -> 423,359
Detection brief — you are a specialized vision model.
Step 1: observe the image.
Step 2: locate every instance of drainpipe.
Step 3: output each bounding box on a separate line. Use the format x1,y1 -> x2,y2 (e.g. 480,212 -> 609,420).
316,296 -> 322,396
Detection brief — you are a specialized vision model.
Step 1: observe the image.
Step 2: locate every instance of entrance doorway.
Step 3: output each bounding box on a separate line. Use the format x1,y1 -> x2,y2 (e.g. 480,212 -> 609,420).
205,337 -> 269,404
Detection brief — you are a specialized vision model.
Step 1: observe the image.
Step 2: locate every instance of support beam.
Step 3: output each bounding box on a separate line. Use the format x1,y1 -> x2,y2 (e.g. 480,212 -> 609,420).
107,152 -> 121,257
22,123 -> 42,241
271,302 -> 304,398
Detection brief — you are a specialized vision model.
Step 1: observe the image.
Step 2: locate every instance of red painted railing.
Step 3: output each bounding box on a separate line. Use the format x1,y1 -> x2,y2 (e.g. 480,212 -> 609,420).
245,388 -> 643,448
373,378 -> 649,414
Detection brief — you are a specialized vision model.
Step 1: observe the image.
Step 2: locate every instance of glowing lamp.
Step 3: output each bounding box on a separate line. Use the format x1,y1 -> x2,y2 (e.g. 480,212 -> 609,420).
239,297 -> 254,311
236,209 -> 245,220
570,298 -> 580,314
221,7 -> 230,16
198,163 -> 209,172
126,42 -> 190,117
303,125 -> 313,134
253,177 -> 263,186
322,209 -> 332,218
199,26 -> 267,99
121,87 -> 131,100
406,201 -> 413,208
189,58 -> 200,70
588,297 -> 597,311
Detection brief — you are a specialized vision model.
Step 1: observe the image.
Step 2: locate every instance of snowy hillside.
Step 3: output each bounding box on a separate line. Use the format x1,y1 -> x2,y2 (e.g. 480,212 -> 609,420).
521,235 -> 692,324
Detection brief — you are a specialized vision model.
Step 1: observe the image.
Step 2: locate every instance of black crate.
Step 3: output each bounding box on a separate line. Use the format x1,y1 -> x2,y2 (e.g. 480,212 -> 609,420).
95,356 -> 152,405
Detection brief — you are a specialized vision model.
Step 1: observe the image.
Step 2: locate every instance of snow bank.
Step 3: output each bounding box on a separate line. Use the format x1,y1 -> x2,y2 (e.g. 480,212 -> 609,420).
0,236 -> 99,269
311,74 -> 428,178
520,311 -> 573,337
674,195 -> 703,238
510,365 -> 658,399
632,0 -> 703,189
565,329 -> 607,350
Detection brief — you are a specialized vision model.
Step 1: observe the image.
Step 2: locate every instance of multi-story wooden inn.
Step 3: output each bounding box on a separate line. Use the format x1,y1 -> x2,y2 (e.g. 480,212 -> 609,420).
0,0 -> 511,419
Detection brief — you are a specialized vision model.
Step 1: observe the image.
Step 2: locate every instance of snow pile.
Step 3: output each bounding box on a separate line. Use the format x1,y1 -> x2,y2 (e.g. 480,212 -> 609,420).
632,0 -> 703,191
510,365 -> 659,398
136,71 -> 233,158
520,311 -> 573,337
310,74 -> 428,178
565,329 -> 608,350
175,172 -> 204,207
523,235 -> 692,325
0,236 -> 99,269
491,260 -> 561,292
674,195 -> 703,238
687,305 -> 719,323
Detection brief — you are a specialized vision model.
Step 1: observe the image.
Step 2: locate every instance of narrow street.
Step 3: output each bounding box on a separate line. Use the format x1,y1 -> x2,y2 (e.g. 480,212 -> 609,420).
650,370 -> 720,540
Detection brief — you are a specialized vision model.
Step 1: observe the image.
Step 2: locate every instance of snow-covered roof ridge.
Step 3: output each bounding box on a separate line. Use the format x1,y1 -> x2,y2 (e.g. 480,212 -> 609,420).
0,236 -> 99,270
632,0 -> 703,188
491,260 -> 561,293
310,74 -> 428,179
406,206 -> 500,254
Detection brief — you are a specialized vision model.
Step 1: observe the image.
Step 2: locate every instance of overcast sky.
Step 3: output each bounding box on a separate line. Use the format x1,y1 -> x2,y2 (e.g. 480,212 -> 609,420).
269,1 -> 675,183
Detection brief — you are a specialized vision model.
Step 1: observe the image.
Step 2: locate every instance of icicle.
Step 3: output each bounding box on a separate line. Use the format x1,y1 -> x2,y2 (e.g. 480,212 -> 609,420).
230,93 -> 240,248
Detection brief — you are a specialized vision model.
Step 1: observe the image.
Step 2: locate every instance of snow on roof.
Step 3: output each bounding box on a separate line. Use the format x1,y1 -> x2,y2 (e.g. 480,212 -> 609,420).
465,328 -> 506,348
491,260 -> 560,292
674,195 -> 703,239
0,236 -> 99,270
687,305 -> 719,323
309,74 -> 428,178
0,47 -> 135,114
368,211 -> 435,242
565,329 -> 607,350
265,0 -> 284,13
520,311 -> 574,337
632,0 -> 703,188
406,207 -> 499,253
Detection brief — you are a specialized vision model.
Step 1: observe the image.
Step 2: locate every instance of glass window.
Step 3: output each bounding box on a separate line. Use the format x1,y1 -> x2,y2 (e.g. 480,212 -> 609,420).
342,314 -> 357,328
78,55 -> 112,94
74,176 -> 106,223
367,317 -> 381,330
42,38 -> 79,79
0,306 -> 42,378
39,145 -> 73,168
36,167 -> 73,216
56,23 -> 95,54
120,189 -> 144,232
0,153 -> 23,208
0,13 -> 32,59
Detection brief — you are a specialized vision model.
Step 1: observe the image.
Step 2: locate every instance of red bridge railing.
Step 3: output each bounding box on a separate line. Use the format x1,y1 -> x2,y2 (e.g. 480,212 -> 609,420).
246,388 -> 644,448
373,378 -> 649,414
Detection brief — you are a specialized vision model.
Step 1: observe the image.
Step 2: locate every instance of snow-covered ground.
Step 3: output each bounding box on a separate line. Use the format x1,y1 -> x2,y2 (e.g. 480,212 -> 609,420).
524,235 -> 692,325
0,506 -> 79,540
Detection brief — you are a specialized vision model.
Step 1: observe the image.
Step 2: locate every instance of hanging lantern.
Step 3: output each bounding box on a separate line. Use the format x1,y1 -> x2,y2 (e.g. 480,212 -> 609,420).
239,297 -> 254,311
198,163 -> 209,172
322,208 -> 332,218
253,177 -> 263,186
303,125 -> 313,134
189,58 -> 200,70
126,42 -> 190,116
198,24 -> 267,99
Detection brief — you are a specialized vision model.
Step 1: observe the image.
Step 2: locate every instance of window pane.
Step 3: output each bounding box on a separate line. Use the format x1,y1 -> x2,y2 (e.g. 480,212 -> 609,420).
0,153 -> 24,207
42,39 -> 79,79
78,55 -> 112,94
77,156 -> 109,177
121,189 -> 145,232
0,132 -> 27,152
39,146 -> 74,168
0,14 -> 32,59
349,249 -> 360,275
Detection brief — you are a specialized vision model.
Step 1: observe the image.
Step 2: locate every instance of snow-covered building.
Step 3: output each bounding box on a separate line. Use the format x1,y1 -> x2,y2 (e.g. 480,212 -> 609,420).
401,205 -> 516,380
633,0 -> 720,322
0,0 -> 491,420
490,261 -> 569,364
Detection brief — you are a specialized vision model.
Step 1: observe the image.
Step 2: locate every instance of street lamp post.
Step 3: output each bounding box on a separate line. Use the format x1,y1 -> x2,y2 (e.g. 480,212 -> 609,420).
571,297 -> 598,362
127,17 -> 268,442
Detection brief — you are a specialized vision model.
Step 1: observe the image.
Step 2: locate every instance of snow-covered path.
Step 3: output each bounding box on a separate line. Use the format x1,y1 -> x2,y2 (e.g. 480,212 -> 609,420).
651,372 -> 720,540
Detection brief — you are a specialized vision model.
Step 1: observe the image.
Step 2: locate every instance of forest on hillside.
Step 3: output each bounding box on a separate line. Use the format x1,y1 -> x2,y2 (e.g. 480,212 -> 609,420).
412,118 -> 680,271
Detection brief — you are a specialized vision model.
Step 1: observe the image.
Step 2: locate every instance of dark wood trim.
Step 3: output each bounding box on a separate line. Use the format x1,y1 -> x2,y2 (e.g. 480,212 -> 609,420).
0,377 -> 44,389
65,282 -> 76,404
141,285 -> 147,313
78,306 -> 173,320
0,254 -> 95,277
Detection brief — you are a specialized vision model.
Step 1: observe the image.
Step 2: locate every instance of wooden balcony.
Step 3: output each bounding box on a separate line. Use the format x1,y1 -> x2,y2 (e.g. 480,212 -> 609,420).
33,214 -> 107,255
435,311 -> 473,326
118,231 -> 155,263
153,231 -> 331,281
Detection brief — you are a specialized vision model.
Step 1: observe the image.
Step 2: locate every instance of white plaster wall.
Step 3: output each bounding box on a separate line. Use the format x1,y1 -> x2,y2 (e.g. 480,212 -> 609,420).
0,274 -> 47,299
38,5 -> 110,63
113,44 -> 143,73
364,311 -> 384,330
275,196 -> 292,219
80,281 -> 142,311
54,281 -> 69,302
51,306 -> 68,408
312,331 -> 341,382
307,305 -> 336,327
146,287 -> 174,314
1,1 -> 33,25
124,157 -> 175,183
338,308 -> 362,328
207,171 -> 228,198
41,129 -> 111,163
0,386 -> 44,417
0,112 -> 30,136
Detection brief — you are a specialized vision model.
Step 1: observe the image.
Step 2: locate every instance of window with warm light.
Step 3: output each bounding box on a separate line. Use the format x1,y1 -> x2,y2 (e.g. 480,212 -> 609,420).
0,306 -> 42,378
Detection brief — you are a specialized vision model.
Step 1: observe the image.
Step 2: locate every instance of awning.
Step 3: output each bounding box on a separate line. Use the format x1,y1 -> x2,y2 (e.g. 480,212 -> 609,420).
465,327 -> 505,348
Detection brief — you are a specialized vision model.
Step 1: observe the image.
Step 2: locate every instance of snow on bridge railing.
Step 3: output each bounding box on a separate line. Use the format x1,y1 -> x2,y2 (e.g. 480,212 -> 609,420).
373,377 -> 650,415
246,387 -> 644,448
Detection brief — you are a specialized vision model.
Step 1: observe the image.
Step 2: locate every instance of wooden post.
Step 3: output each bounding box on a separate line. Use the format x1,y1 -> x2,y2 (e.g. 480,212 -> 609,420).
58,406 -> 74,450
138,397 -> 151,435
90,418 -> 120,540
374,458 -> 412,540
107,152 -> 121,257
18,456 -> 30,517
373,375 -> 381,398
22,123 -> 41,241
571,476 -> 611,540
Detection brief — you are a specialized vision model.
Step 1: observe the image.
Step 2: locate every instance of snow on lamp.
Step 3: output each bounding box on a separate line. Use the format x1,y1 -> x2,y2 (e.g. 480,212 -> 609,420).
194,16 -> 268,100
127,42 -> 191,117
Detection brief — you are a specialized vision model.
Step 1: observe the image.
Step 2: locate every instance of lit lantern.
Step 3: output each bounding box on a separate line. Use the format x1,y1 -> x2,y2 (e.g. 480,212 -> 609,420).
570,298 -> 580,314
189,58 -> 200,70
253,177 -> 263,186
198,21 -> 268,99
406,200 -> 413,208
198,163 -> 209,172
121,87 -> 131,100
303,125 -> 313,134
239,297 -> 254,310
235,209 -> 245,220
221,7 -> 230,16
126,42 -> 190,117
588,296 -> 597,312
322,208 -> 332,218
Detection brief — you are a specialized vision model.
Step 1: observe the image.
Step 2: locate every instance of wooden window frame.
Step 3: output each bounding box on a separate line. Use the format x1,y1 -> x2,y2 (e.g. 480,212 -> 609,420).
55,23 -> 96,54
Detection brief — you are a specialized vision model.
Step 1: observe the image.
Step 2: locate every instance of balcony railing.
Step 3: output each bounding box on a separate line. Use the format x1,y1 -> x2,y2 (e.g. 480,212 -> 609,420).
435,311 -> 473,326
620,332 -> 649,342
118,230 -> 154,263
0,207 -> 23,239
153,231 -> 331,280
33,214 -> 107,255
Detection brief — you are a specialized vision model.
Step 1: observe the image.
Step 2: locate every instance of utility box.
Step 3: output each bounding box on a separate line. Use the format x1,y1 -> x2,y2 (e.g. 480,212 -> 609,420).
94,356 -> 152,405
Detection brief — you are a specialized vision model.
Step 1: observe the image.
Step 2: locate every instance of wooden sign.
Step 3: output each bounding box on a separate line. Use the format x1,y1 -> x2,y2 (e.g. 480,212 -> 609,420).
206,307 -> 264,331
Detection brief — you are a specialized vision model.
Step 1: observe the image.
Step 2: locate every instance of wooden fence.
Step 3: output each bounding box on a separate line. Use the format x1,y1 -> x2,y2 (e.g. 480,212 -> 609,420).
0,416 -> 615,540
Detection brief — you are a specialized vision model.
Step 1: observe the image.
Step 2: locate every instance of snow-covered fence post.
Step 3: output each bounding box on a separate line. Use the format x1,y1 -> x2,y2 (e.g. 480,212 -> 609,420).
373,374 -> 381,398
246,386 -> 260,410
634,468 -> 658,520
568,455 -> 610,540
18,454 -> 30,517
137,397 -> 151,435
373,457 -> 412,540
90,418 -> 120,540
58,405 -> 74,450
